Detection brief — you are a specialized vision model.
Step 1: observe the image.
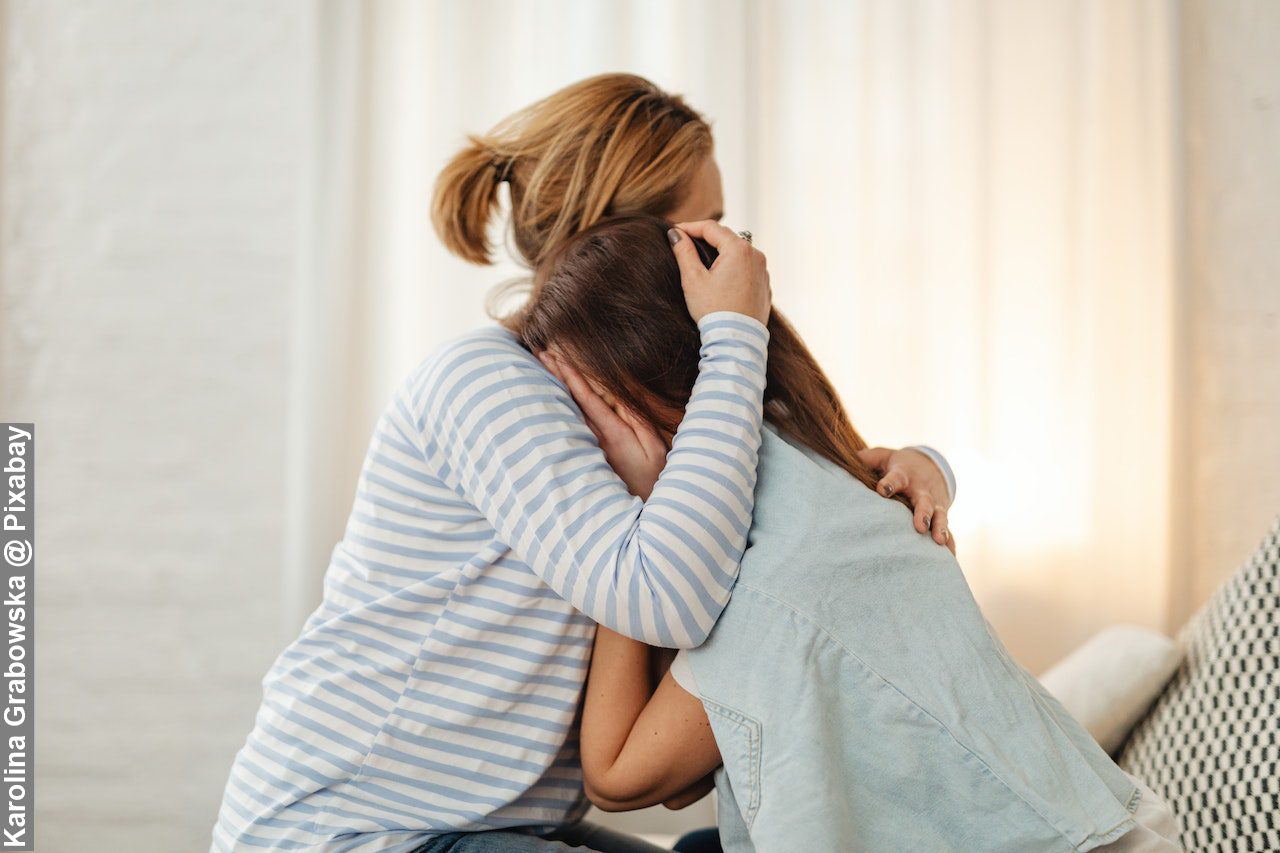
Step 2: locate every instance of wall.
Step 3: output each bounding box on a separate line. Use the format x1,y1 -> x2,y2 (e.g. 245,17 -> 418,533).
0,0 -> 1276,848
1172,0 -> 1280,624
305,0 -> 1182,679
0,1 -> 309,849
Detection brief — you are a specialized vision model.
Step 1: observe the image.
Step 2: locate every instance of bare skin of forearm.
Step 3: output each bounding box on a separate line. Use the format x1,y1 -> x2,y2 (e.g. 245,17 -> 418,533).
581,627 -> 654,795
663,770 -> 717,810
581,626 -> 722,811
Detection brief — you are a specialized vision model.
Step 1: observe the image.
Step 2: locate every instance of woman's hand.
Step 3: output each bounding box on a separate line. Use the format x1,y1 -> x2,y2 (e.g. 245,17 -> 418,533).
539,351 -> 667,501
669,220 -> 771,325
857,446 -> 954,551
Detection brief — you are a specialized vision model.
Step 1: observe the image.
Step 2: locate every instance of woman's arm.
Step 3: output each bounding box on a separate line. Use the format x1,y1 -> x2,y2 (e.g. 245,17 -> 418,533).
410,222 -> 771,648
580,626 -> 721,811
411,312 -> 767,648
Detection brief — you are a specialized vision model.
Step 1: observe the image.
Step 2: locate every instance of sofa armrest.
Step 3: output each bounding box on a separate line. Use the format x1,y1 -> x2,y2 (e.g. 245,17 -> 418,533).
1038,625 -> 1183,754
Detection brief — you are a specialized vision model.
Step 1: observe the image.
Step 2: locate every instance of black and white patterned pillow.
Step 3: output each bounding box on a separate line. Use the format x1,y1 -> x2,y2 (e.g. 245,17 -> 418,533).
1119,515 -> 1280,852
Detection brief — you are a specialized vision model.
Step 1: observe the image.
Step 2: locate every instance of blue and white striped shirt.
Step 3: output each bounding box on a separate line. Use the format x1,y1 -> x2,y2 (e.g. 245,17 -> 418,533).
213,312 -> 771,851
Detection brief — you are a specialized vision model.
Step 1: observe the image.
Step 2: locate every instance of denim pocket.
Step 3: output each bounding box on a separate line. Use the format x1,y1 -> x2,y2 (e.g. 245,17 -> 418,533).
701,697 -> 763,829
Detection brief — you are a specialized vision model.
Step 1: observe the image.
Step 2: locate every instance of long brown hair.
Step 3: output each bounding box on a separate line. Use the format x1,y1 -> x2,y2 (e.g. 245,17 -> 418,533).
431,73 -> 713,272
517,215 -> 885,494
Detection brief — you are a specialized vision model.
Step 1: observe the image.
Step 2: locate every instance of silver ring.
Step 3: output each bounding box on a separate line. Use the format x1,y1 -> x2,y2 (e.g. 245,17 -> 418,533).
737,230 -> 753,244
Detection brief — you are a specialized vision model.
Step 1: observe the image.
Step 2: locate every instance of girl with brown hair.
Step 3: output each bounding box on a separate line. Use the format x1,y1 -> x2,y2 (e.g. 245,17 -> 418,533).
531,216 -> 1181,853
214,74 -> 954,853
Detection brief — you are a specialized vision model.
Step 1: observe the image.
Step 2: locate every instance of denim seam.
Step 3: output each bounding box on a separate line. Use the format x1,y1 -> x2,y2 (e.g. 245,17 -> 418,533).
698,697 -> 763,828
732,580 -> 1111,851
1076,815 -> 1140,850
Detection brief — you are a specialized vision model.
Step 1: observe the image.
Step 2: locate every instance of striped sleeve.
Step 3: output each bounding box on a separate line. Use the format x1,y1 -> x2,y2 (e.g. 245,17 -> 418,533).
413,312 -> 769,648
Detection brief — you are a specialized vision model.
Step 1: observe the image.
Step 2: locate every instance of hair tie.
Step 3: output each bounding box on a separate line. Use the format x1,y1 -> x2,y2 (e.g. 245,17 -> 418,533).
492,158 -> 514,185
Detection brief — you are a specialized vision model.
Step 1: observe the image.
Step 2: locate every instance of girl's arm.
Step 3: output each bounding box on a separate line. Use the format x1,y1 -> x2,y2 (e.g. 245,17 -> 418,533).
580,626 -> 721,811
662,772 -> 718,810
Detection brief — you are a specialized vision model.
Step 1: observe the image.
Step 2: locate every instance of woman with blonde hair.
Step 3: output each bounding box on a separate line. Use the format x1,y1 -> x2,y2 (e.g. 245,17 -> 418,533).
213,73 -> 956,853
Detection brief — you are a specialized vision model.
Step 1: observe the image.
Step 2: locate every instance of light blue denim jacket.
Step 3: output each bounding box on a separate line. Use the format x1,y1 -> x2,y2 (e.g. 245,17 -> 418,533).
687,427 -> 1141,852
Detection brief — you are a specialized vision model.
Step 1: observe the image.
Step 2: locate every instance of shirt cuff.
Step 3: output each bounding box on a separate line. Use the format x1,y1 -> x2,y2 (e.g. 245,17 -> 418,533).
909,445 -> 956,504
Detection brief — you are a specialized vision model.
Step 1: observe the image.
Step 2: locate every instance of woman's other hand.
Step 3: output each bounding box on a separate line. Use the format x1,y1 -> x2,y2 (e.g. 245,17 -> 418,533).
539,352 -> 667,501
857,446 -> 953,550
668,220 -> 771,325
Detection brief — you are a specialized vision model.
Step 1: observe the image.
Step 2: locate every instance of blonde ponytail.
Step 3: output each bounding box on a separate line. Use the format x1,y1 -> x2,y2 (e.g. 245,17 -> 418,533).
430,138 -> 509,266
430,74 -> 712,273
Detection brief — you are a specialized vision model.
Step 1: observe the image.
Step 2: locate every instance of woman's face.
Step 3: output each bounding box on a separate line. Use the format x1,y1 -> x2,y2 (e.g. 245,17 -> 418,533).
664,155 -> 724,223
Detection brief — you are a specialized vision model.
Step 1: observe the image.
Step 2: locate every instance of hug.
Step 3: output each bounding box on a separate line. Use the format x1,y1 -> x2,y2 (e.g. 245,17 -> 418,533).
213,74 -> 1181,853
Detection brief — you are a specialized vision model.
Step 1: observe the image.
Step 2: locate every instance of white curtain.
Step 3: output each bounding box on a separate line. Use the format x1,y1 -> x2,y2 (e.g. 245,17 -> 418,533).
287,0 -> 1175,673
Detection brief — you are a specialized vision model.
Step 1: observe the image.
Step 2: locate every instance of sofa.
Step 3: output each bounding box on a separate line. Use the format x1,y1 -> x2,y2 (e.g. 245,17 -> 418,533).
1043,515 -> 1280,852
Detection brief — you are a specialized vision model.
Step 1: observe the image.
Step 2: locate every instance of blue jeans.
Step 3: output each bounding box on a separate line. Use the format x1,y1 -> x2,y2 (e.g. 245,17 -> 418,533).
412,821 -> 668,853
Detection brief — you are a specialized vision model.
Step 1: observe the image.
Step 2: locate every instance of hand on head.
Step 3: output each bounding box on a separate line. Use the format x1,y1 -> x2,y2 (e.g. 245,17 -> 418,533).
667,220 -> 771,325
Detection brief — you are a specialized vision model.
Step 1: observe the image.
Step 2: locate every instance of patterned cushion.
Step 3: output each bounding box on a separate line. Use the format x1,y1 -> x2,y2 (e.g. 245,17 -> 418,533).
1119,515 -> 1280,852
